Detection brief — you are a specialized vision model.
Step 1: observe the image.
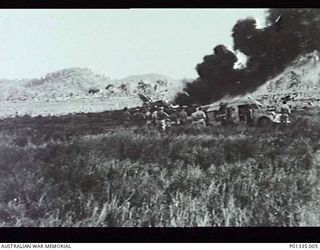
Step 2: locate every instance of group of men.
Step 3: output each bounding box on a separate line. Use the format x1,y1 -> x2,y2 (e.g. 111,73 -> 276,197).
121,105 -> 208,130
121,98 -> 292,130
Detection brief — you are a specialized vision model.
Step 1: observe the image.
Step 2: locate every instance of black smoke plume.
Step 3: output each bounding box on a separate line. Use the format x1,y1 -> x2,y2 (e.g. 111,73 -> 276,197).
175,9 -> 320,105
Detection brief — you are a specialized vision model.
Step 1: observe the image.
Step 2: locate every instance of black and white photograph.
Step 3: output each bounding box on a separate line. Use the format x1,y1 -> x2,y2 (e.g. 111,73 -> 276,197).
0,8 -> 320,230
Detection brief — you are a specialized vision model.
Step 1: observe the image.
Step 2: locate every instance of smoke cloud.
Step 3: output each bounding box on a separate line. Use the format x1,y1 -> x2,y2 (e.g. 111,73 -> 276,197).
175,9 -> 320,105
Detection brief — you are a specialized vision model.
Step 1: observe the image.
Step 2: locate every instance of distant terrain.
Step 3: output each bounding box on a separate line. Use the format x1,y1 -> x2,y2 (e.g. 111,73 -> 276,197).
0,68 -> 184,118
0,68 -> 183,102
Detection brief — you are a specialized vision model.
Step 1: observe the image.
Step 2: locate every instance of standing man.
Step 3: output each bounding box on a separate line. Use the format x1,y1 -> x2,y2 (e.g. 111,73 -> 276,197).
153,107 -> 170,131
122,107 -> 132,128
191,107 -> 207,128
178,107 -> 188,125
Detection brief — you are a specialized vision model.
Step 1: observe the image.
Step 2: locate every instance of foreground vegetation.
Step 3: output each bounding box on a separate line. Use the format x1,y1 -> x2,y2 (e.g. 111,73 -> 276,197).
1,111 -> 320,226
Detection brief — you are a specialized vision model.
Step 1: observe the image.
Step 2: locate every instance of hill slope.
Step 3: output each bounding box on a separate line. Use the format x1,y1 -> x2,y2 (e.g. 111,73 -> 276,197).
0,68 -> 184,117
253,51 -> 320,98
0,68 -> 183,102
0,67 -> 113,102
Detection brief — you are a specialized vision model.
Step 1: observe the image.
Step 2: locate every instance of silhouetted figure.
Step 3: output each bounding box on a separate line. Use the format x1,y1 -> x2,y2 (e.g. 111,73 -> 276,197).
122,107 -> 132,128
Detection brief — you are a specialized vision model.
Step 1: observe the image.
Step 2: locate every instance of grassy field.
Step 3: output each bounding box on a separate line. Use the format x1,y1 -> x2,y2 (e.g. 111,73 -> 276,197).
1,109 -> 320,226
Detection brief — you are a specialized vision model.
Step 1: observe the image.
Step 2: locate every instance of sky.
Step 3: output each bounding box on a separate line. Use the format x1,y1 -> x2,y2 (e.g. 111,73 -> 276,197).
0,9 -> 267,80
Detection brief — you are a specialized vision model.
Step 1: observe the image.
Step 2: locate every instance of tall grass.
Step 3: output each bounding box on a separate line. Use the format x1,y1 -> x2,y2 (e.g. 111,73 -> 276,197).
0,118 -> 320,226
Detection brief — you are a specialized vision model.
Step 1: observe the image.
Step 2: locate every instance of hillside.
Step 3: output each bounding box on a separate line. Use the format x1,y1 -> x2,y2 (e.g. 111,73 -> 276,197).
0,68 -> 184,117
0,68 -> 183,102
27,67 -> 113,99
0,68 -> 113,102
252,50 -> 320,103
